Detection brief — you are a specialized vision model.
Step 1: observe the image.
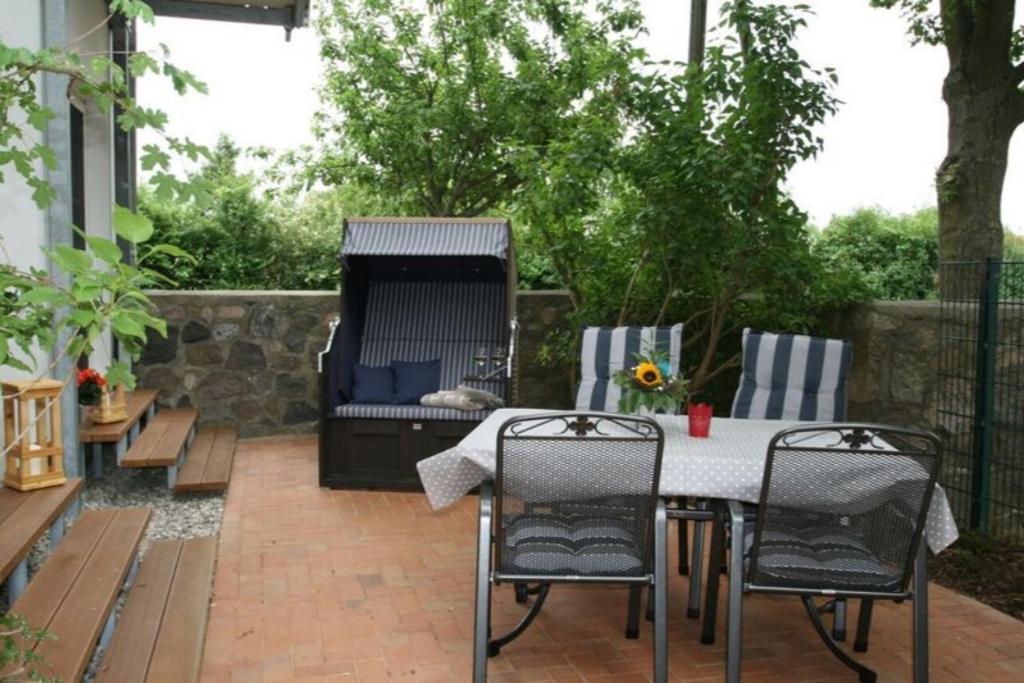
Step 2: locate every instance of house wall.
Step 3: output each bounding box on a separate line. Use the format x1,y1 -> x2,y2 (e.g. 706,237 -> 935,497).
0,3 -> 49,379
138,291 -> 942,437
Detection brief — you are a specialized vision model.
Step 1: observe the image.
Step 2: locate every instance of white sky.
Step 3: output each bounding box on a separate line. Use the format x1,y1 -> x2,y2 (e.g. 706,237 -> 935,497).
137,0 -> 1024,232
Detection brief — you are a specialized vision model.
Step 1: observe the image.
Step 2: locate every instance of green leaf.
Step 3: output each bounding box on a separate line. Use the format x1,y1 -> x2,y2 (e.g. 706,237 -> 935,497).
113,205 -> 154,243
49,244 -> 93,273
20,286 -> 64,305
110,311 -> 146,340
68,309 -> 96,327
86,235 -> 124,265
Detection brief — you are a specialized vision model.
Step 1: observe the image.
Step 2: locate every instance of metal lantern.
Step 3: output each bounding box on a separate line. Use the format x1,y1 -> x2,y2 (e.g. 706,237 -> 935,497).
3,379 -> 67,491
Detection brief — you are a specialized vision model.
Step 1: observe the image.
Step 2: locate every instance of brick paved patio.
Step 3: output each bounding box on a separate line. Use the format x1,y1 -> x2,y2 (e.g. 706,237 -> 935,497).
200,436 -> 1024,682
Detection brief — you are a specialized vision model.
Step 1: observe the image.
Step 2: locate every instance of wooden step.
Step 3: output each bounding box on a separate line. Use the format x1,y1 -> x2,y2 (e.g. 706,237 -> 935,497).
121,408 -> 198,468
9,508 -> 151,683
80,389 -> 159,444
95,537 -> 217,683
0,478 -> 83,586
174,426 -> 237,493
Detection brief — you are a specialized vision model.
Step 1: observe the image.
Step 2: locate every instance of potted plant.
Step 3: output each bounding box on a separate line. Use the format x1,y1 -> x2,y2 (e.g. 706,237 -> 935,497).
613,351 -> 690,416
77,368 -> 106,427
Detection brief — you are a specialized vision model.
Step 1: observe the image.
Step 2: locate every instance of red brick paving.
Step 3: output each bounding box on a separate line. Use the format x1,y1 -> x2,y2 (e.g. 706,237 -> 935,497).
200,435 -> 1024,682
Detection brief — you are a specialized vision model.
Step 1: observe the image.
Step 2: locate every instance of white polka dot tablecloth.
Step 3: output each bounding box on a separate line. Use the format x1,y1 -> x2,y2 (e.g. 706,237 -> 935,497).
416,409 -> 960,553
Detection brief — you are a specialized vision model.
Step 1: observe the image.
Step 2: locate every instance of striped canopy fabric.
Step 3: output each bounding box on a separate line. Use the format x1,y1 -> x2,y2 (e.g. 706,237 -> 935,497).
731,328 -> 852,421
575,324 -> 684,413
358,281 -> 506,397
341,218 -> 509,260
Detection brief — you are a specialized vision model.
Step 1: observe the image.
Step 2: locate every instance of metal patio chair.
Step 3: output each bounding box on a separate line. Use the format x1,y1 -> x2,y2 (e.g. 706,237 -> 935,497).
701,424 -> 941,683
696,328 -> 856,631
571,324 -> 705,621
472,413 -> 669,683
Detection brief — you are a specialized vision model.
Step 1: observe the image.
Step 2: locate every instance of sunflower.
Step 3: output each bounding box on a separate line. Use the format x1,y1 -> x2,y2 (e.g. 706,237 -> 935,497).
634,361 -> 664,389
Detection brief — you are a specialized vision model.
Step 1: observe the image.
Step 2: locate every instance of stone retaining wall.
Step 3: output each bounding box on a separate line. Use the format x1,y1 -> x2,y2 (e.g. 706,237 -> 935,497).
140,291 -> 946,436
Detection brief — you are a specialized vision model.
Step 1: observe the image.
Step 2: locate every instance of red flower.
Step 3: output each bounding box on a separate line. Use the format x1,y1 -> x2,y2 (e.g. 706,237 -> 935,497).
77,368 -> 106,388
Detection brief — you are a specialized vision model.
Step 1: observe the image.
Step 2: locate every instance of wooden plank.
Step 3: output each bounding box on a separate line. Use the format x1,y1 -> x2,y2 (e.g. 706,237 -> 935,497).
145,536 -> 217,682
175,427 -> 237,492
0,478 -> 83,582
94,540 -> 183,683
80,390 -> 160,443
25,508 -> 151,683
10,509 -> 116,631
172,429 -> 215,491
122,408 -> 198,468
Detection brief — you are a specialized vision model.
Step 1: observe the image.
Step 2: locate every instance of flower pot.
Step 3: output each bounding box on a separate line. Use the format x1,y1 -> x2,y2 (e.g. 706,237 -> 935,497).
79,404 -> 96,429
687,403 -> 713,438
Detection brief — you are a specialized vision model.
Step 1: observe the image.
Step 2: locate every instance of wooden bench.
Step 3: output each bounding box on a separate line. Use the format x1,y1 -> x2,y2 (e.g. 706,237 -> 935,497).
0,478 -> 83,603
120,408 -> 198,488
79,389 -> 159,478
9,508 -> 150,683
95,537 -> 217,683
174,426 -> 238,492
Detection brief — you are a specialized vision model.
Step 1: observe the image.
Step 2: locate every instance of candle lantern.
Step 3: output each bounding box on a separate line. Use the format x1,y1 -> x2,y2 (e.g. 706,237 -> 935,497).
3,379 -> 67,491
93,384 -> 127,424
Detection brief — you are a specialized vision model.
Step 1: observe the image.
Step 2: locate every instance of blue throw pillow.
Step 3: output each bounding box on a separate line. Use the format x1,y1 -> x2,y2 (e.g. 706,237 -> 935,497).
392,359 -> 442,405
350,363 -> 395,404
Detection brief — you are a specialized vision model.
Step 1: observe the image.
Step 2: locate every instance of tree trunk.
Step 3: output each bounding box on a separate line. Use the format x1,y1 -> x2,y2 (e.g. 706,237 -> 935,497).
936,0 -> 1024,263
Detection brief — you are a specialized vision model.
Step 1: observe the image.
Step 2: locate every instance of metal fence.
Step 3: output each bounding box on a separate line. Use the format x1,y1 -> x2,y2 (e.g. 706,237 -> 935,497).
937,260 -> 1024,539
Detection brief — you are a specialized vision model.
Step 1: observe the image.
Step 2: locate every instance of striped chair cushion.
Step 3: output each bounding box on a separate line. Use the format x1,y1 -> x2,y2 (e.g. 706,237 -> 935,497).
502,514 -> 644,576
731,328 -> 852,421
575,324 -> 684,413
359,281 -> 506,397
745,526 -> 902,593
333,404 -> 492,421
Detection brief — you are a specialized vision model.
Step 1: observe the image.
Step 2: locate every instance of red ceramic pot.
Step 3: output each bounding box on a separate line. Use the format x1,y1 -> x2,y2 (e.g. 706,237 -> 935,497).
688,403 -> 713,438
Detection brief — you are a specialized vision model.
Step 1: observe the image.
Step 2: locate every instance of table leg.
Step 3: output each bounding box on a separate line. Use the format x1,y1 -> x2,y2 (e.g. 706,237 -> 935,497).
49,514 -> 65,548
91,443 -> 104,478
115,436 -> 127,466
6,559 -> 28,604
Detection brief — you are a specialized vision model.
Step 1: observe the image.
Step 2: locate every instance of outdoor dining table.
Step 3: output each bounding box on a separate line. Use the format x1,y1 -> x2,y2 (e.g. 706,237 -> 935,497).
417,408 -> 960,553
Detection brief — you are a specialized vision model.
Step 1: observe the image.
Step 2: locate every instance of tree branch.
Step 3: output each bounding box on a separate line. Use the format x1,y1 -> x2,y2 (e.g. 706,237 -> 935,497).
617,249 -> 650,326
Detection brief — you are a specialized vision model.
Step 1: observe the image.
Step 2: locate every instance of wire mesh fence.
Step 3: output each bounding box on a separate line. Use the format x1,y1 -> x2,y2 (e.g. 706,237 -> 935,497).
937,260 -> 1024,540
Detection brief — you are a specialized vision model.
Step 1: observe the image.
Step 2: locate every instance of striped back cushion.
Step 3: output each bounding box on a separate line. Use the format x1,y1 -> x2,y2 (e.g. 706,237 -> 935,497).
575,324 -> 684,412
359,281 -> 506,395
731,328 -> 852,421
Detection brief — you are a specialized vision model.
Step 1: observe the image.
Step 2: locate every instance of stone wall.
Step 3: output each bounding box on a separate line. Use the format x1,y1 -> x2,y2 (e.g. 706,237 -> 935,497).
139,291 -> 947,436
138,291 -> 337,437
829,301 -> 940,430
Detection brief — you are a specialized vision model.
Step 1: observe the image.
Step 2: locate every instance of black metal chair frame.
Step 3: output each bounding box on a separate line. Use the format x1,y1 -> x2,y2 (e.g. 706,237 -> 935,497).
699,424 -> 941,683
472,413 -> 670,683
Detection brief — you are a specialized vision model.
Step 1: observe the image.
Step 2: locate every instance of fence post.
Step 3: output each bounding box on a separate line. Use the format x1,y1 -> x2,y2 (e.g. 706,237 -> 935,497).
970,258 -> 1000,530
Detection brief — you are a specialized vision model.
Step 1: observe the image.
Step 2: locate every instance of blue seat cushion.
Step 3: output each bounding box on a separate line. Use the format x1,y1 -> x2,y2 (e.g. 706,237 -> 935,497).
393,359 -> 441,405
500,514 -> 644,577
350,363 -> 394,404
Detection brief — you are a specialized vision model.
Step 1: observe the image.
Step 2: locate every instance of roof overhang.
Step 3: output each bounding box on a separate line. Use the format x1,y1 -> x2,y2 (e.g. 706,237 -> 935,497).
148,0 -> 309,38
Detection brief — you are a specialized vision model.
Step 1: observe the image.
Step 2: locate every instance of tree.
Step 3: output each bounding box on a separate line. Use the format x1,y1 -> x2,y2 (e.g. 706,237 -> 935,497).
873,0 -> 1024,262
313,0 -> 644,217
532,1 -> 843,395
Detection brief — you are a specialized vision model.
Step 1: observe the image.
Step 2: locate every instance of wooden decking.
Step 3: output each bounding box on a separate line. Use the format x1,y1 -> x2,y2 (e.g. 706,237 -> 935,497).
10,508 -> 151,682
121,407 -> 198,468
174,427 -> 238,492
79,389 -> 159,444
96,537 -> 217,683
0,478 -> 82,585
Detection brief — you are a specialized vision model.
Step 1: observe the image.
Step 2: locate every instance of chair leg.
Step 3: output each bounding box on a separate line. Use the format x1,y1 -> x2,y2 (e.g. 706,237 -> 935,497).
677,499 -> 689,575
854,599 -> 874,653
473,484 -> 494,683
687,501 -> 708,619
801,597 -> 877,683
725,500 -> 745,683
626,585 -> 641,639
489,584 -> 550,656
514,582 -> 528,604
913,542 -> 929,683
654,499 -> 668,683
701,502 -> 725,645
833,598 -> 848,641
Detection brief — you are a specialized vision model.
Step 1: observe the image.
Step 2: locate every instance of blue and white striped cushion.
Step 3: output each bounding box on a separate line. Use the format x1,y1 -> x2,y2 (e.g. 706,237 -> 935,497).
359,281 -> 506,396
575,324 -> 684,413
731,328 -> 852,421
334,404 -> 492,421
